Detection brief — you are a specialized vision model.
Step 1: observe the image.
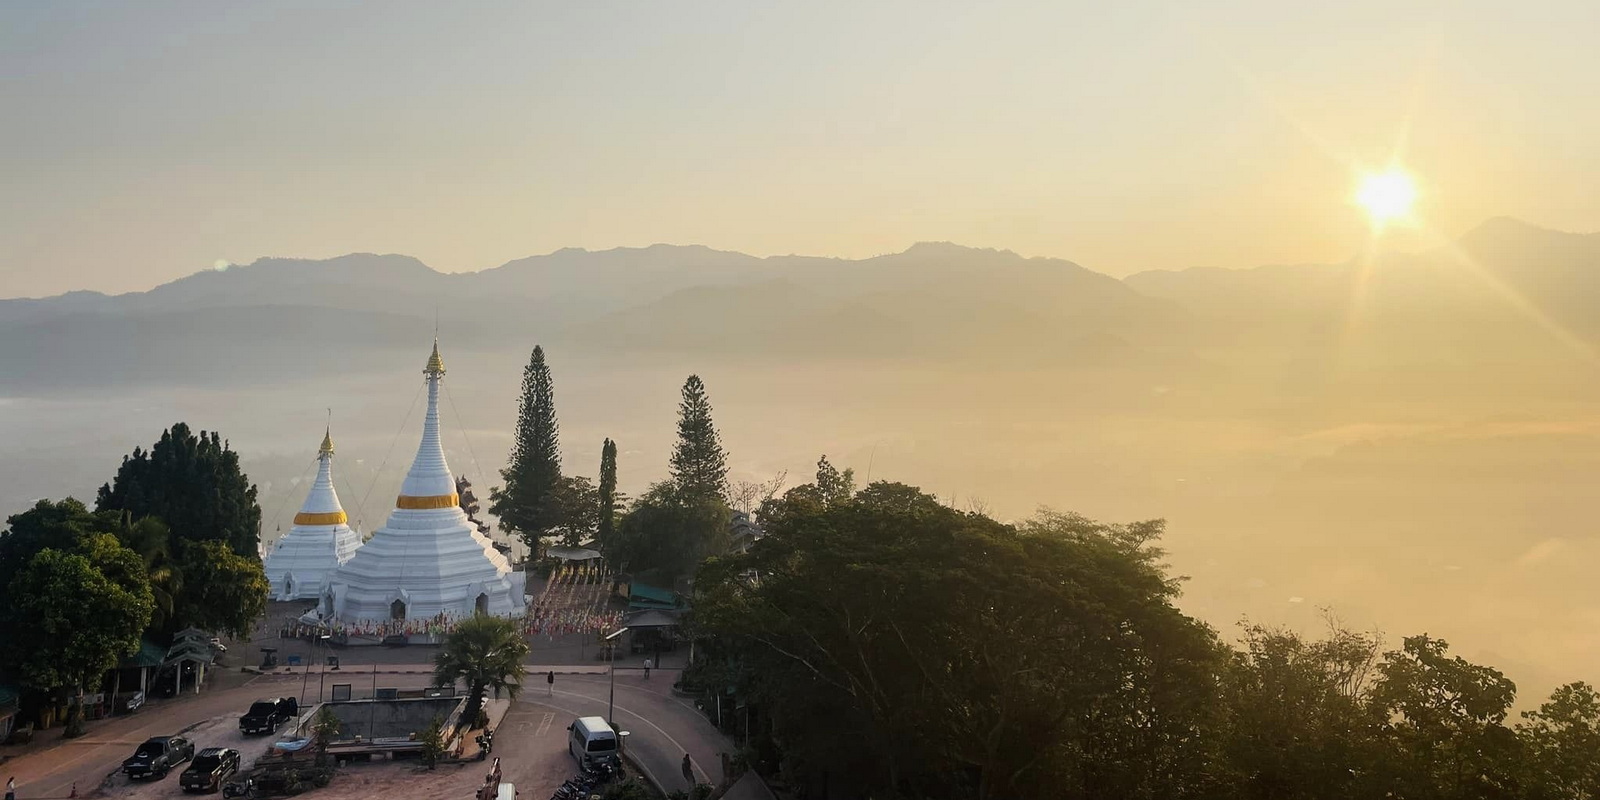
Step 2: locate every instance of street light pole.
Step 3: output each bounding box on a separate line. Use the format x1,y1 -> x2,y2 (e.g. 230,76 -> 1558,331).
603,627 -> 628,728
317,634 -> 331,703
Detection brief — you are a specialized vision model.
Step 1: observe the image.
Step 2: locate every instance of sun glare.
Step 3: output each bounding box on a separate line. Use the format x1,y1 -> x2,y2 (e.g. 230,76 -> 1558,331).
1355,169 -> 1418,226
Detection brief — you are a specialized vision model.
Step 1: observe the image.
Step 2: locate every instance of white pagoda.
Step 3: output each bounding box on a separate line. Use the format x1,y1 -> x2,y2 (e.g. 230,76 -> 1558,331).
263,430 -> 363,601
319,341 -> 526,627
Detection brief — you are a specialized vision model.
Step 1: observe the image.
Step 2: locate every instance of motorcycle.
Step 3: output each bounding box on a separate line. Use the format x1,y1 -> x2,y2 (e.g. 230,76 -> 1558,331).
476,729 -> 495,760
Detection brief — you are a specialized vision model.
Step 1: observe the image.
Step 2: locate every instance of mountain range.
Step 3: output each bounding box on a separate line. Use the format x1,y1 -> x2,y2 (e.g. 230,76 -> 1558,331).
2,218 -> 1596,391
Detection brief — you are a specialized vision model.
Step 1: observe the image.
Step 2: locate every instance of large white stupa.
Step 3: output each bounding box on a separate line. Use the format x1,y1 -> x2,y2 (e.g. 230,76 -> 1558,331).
319,341 -> 526,626
263,430 -> 363,600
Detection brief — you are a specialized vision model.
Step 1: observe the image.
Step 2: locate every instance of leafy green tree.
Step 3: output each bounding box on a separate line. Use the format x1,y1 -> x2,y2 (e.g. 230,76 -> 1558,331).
95,422 -> 262,558
612,481 -> 730,583
598,438 -> 620,549
0,498 -> 115,593
172,539 -> 268,640
311,705 -> 344,767
694,485 -> 1224,800
419,715 -> 446,769
490,345 -> 564,551
116,514 -> 184,635
0,539 -> 153,737
1371,635 -> 1521,799
813,455 -> 855,505
669,375 -> 728,502
1221,621 -> 1390,800
551,475 -> 600,548
1518,682 -> 1600,800
433,614 -> 530,725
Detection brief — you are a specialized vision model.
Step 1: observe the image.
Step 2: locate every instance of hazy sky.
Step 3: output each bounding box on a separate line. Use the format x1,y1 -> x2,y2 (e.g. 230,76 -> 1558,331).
3,0 -> 1596,297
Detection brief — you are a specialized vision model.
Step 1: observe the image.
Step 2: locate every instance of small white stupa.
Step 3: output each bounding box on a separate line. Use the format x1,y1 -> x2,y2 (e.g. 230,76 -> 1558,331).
320,341 -> 526,627
264,429 -> 363,601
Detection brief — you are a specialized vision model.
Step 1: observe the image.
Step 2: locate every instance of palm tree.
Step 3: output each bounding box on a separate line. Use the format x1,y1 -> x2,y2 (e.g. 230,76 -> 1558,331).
117,514 -> 183,634
433,615 -> 529,725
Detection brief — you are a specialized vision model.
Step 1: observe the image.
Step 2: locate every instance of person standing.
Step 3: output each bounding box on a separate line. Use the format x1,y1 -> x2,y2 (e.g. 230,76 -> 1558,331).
6,775 -> 16,800
681,753 -> 694,785
643,657 -> 652,679
546,670 -> 554,696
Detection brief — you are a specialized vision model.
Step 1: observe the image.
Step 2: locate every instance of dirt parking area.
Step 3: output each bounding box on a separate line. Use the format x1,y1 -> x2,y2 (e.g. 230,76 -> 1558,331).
95,714 -> 274,798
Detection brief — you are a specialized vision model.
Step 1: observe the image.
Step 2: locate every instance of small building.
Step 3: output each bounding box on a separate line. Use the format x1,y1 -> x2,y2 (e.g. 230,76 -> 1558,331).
729,511 -> 765,555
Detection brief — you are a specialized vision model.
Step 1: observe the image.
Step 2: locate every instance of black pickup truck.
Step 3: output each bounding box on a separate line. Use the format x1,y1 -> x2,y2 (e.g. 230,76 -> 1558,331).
122,735 -> 195,779
181,747 -> 241,793
239,697 -> 298,735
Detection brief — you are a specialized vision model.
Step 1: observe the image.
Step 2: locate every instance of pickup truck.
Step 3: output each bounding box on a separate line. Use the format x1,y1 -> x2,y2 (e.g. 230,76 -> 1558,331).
239,697 -> 298,735
180,747 -> 240,793
122,735 -> 195,779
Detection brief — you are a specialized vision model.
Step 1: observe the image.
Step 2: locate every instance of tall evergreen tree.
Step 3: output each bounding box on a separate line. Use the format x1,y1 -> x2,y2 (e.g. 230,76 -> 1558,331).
669,375 -> 728,502
598,438 -> 620,550
95,422 -> 262,557
490,345 -> 563,550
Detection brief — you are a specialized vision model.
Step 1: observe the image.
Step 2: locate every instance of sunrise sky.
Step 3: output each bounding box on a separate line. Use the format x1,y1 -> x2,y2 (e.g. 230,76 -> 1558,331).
3,0 -> 1596,297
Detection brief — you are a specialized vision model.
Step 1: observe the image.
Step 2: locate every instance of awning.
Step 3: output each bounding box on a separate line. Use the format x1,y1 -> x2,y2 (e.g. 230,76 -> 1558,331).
546,546 -> 603,562
121,638 -> 167,669
621,609 -> 682,629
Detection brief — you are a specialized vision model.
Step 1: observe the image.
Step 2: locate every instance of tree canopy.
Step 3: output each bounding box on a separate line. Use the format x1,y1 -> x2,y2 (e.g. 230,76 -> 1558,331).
669,375 -> 728,502
433,614 -> 530,724
95,422 -> 262,558
598,438 -> 619,549
491,345 -> 564,550
611,481 -> 730,584
687,478 -> 1600,800
0,503 -> 154,735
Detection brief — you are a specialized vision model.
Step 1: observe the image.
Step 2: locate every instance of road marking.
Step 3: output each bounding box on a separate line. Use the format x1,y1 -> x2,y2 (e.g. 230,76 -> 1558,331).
548,689 -> 713,785
535,712 -> 554,737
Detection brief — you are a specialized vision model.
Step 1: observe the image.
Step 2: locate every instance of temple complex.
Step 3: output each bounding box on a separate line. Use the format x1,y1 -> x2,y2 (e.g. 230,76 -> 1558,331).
263,430 -> 363,600
318,341 -> 526,627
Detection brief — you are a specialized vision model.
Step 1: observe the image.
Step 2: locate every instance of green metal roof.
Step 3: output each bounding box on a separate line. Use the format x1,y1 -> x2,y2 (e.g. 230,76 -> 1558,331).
628,583 -> 677,605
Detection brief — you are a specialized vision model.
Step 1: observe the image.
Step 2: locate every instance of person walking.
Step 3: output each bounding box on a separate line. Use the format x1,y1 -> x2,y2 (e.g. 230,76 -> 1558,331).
681,753 -> 694,786
6,775 -> 17,800
546,670 -> 554,696
643,657 -> 652,680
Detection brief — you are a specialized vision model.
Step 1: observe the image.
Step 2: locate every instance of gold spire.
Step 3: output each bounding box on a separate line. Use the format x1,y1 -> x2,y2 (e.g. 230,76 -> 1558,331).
424,339 -> 446,377
319,427 -> 334,456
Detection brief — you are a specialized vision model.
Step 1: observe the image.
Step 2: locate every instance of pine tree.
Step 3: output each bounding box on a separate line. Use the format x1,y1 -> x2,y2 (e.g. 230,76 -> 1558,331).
598,438 -> 620,550
489,346 -> 563,550
669,375 -> 728,502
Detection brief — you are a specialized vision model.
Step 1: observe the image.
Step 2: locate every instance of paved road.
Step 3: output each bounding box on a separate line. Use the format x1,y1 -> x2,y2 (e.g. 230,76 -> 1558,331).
2,667 -> 731,799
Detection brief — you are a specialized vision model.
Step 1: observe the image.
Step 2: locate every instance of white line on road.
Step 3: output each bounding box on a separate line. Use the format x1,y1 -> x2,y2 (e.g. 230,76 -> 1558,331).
535,712 -> 554,737
549,689 -> 713,785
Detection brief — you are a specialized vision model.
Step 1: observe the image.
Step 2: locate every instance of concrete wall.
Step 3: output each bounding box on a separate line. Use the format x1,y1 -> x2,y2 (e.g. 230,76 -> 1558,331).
311,697 -> 465,741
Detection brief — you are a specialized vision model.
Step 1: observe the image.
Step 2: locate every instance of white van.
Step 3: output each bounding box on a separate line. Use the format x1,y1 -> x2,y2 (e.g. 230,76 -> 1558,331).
567,716 -> 619,765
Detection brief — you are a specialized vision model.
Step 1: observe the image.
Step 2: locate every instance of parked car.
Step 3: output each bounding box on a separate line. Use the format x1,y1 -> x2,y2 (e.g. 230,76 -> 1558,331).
181,748 -> 241,793
239,697 -> 298,735
122,735 -> 195,779
124,691 -> 145,712
209,637 -> 228,654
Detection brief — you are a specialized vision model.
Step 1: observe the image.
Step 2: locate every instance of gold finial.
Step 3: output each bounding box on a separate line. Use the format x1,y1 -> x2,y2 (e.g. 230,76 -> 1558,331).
319,427 -> 334,456
424,338 -> 446,377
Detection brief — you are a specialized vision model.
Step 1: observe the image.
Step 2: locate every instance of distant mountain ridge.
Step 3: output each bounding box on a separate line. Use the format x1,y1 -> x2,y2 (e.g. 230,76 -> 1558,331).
0,241 -> 1179,390
3,219 -> 1598,391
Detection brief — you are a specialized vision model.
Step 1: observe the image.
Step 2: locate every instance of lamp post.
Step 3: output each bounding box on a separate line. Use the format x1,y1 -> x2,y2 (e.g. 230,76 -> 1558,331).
316,634 -> 331,703
603,627 -> 629,728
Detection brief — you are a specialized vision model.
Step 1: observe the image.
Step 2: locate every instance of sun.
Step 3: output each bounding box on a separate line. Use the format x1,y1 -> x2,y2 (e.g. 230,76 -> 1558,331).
1355,169 -> 1418,226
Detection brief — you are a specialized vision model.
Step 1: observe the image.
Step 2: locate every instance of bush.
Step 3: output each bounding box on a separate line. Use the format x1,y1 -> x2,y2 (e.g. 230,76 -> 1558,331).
603,779 -> 654,800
